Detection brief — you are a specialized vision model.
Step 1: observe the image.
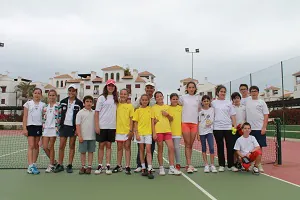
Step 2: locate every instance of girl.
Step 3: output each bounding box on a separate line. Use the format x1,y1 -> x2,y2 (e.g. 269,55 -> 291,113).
168,93 -> 182,171
179,81 -> 201,173
133,94 -> 154,179
113,89 -> 134,175
23,88 -> 45,174
152,91 -> 181,176
94,79 -> 118,175
42,89 -> 60,173
211,85 -> 237,172
197,95 -> 217,173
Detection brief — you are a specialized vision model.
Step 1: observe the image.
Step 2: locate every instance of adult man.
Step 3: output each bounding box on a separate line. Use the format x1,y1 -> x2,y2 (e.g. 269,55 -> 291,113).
239,84 -> 251,106
133,82 -> 156,172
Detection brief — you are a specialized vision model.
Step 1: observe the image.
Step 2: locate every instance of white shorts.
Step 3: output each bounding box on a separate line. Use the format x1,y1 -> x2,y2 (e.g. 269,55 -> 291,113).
172,136 -> 181,139
115,134 -> 129,141
43,128 -> 57,137
135,135 -> 152,144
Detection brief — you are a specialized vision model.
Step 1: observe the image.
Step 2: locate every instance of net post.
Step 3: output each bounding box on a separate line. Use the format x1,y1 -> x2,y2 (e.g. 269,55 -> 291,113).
275,118 -> 282,165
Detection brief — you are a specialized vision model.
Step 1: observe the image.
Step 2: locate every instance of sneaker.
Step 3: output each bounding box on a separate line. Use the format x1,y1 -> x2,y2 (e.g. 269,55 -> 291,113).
27,166 -> 33,174
175,164 -> 181,171
187,166 -> 193,174
168,168 -> 182,175
141,169 -> 148,176
231,166 -> 239,172
53,160 -> 58,167
45,165 -> 54,173
249,163 -> 254,171
210,165 -> 218,173
85,167 -> 92,175
31,165 -> 40,175
112,165 -> 123,173
204,165 -> 210,173
106,165 -> 112,175
253,166 -> 260,175
236,162 -> 242,170
218,166 -> 225,172
125,167 -> 131,175
53,164 -> 64,173
148,170 -> 154,179
258,164 -> 264,173
134,167 -> 142,173
66,164 -> 73,173
159,167 -> 166,176
94,165 -> 103,175
79,167 -> 86,175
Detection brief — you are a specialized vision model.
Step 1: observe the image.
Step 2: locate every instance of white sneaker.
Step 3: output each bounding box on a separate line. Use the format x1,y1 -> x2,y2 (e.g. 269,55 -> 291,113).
218,166 -> 225,172
258,164 -> 264,173
27,166 -> 33,174
151,168 -> 156,172
168,168 -> 182,175
94,165 -> 103,175
134,167 -> 142,173
159,167 -> 166,176
192,167 -> 198,172
204,165 -> 210,173
45,165 -> 53,173
187,167 -> 193,173
231,166 -> 239,172
253,166 -> 260,175
210,165 -> 218,173
106,166 -> 112,175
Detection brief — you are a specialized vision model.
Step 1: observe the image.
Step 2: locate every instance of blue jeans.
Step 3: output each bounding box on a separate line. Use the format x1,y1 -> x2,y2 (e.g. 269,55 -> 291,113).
200,133 -> 214,154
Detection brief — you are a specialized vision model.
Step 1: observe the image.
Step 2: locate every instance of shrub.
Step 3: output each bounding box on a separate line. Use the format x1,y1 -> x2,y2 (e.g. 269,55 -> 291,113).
269,108 -> 300,125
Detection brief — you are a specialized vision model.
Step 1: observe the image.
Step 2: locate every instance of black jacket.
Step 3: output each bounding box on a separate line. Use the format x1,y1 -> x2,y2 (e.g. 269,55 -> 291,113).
59,97 -> 83,129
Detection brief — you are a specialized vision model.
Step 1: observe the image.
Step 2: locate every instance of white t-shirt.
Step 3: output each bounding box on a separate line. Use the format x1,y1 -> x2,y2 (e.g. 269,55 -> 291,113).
44,104 -> 56,129
241,96 -> 251,106
211,99 -> 236,130
76,108 -> 96,140
234,105 -> 246,125
179,94 -> 201,124
234,135 -> 260,156
133,96 -> 156,109
24,100 -> 45,126
246,99 -> 269,130
198,107 -> 214,135
64,100 -> 75,126
95,95 -> 117,129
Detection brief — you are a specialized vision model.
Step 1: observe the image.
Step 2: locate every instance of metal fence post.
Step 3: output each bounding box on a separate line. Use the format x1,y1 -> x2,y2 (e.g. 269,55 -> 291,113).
275,118 -> 282,165
229,81 -> 232,95
280,61 -> 286,141
250,73 -> 252,86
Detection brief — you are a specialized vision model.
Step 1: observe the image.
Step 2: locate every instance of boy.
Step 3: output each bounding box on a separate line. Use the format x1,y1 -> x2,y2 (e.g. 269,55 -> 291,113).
245,86 -> 269,172
76,95 -> 96,175
234,122 -> 262,175
239,84 -> 251,106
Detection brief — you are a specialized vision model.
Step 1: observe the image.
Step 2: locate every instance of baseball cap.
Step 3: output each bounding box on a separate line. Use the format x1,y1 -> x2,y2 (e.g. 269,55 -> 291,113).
145,82 -> 155,87
106,79 -> 116,86
68,84 -> 77,90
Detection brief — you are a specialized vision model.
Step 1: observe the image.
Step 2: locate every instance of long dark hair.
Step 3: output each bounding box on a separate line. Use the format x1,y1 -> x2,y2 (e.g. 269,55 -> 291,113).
102,85 -> 118,104
185,81 -> 197,95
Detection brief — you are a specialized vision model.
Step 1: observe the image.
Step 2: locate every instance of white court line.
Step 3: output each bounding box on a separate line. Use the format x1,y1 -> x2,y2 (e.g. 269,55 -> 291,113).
179,144 -> 300,188
0,149 -> 27,158
154,150 -> 218,200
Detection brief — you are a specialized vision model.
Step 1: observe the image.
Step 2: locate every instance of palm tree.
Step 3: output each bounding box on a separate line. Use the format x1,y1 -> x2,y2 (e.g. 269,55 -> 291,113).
15,82 -> 36,101
124,67 -> 132,76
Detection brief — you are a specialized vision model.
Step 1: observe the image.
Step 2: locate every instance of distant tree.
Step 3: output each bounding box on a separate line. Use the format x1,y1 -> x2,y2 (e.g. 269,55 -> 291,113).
124,67 -> 132,76
15,82 -> 36,100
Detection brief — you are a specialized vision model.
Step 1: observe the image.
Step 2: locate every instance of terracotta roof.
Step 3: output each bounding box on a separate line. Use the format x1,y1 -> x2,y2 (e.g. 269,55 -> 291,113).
122,76 -> 133,79
135,76 -> 146,83
54,74 -> 73,79
92,77 -> 103,82
292,71 -> 300,76
102,65 -> 124,71
138,71 -> 155,77
265,86 -> 280,90
44,84 -> 55,89
67,79 -> 81,83
180,77 -> 199,83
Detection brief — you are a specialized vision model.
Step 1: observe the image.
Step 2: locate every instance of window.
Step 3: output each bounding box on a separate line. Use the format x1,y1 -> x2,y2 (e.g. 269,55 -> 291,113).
65,80 -> 67,86
94,85 -> 99,90
116,73 -> 120,82
111,73 -> 114,80
199,92 -> 204,96
126,84 -> 131,94
56,81 -> 59,88
105,73 -> 108,82
86,85 -> 91,89
1,86 -> 6,93
135,84 -> 140,88
273,90 -> 278,95
208,92 -> 213,98
60,80 -> 64,88
57,95 -> 60,102
45,90 -> 49,93
1,99 -> 5,104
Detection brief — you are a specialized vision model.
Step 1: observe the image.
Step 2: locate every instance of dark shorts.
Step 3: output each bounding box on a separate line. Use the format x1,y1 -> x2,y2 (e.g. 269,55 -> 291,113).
250,130 -> 267,147
79,140 -> 96,153
96,129 -> 116,143
27,125 -> 42,137
59,125 -> 75,137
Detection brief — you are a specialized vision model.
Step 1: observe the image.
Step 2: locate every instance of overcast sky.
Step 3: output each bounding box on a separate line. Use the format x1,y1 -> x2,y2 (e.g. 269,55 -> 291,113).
1,0 -> 300,95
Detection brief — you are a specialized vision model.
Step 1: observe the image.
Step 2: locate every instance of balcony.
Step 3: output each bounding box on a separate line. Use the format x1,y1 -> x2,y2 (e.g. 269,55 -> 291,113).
93,90 -> 100,96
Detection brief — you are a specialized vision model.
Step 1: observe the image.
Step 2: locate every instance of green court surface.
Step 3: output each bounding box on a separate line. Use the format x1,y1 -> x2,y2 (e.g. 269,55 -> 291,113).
0,168 -> 299,200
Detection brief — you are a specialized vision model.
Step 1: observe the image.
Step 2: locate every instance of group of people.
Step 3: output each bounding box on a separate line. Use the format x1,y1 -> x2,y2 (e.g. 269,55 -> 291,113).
22,78 -> 269,179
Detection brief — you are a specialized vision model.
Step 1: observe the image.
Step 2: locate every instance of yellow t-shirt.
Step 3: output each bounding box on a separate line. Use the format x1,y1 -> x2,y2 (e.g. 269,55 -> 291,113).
168,105 -> 182,137
116,103 -> 134,134
151,104 -> 171,133
132,106 -> 152,136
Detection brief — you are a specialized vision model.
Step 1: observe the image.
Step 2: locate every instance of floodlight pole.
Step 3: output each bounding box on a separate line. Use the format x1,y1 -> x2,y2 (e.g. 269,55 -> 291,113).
185,48 -> 199,80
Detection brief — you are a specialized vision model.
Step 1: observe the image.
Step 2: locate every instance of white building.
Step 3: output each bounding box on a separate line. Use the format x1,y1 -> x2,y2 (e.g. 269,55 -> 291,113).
259,86 -> 293,102
48,65 -> 156,102
178,77 -> 216,99
292,71 -> 300,99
